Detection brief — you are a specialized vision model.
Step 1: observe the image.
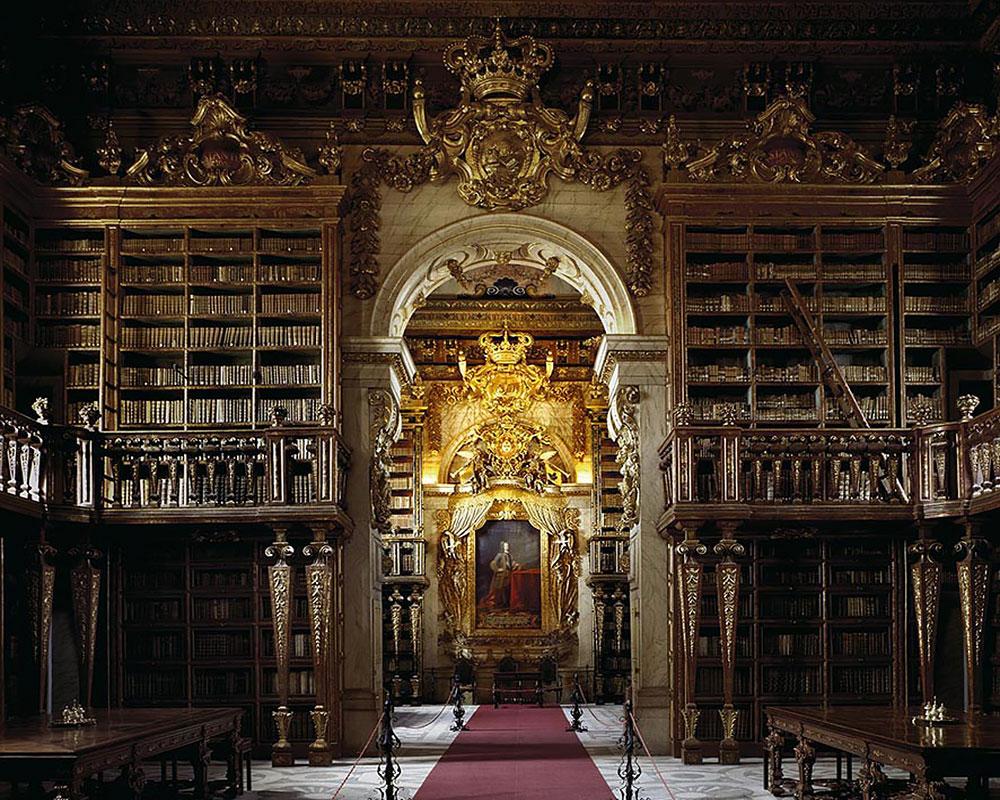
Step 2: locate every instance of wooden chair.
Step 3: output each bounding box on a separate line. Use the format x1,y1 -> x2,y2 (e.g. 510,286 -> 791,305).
453,656 -> 477,704
537,656 -> 563,706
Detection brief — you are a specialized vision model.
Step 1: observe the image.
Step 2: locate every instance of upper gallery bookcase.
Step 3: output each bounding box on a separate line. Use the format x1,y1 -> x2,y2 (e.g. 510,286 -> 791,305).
29,185 -> 344,430
661,185 -> 978,427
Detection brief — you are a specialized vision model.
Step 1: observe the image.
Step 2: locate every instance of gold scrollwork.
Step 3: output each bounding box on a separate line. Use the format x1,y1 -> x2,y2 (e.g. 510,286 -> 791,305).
126,94 -> 315,186
913,102 -> 998,183
686,94 -> 884,184
613,386 -> 641,532
0,105 -> 88,185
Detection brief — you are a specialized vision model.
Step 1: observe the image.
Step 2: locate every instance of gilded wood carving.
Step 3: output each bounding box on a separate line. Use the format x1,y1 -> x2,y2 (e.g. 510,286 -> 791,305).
685,94 -> 884,184
126,94 -> 315,186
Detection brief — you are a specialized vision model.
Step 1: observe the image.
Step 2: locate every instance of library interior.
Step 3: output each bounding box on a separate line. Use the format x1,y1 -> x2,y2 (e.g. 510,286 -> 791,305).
0,2 -> 999,799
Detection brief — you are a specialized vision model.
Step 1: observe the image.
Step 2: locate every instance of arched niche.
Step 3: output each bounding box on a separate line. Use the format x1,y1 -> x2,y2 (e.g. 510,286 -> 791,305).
369,213 -> 637,337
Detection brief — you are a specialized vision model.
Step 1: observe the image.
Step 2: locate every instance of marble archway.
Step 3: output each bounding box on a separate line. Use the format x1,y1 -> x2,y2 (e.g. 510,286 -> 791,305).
368,213 -> 637,338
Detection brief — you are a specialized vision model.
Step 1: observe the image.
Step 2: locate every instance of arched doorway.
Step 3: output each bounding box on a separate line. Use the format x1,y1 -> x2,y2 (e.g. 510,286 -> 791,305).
366,214 -> 641,709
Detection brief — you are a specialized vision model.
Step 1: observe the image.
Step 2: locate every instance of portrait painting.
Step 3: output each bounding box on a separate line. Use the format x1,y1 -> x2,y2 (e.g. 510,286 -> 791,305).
475,518 -> 542,630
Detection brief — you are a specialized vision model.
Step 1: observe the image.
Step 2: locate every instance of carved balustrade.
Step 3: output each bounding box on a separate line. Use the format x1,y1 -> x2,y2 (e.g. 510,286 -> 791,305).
965,406 -> 1000,501
101,426 -> 348,511
661,425 -> 916,510
0,404 -> 350,521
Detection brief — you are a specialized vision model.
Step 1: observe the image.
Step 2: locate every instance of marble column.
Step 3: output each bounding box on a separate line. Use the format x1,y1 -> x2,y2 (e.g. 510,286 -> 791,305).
595,335 -> 670,754
340,337 -> 415,751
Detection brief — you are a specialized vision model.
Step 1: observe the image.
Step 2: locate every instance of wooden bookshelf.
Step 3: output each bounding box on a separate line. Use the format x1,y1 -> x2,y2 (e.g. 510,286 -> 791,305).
118,535 -> 332,758
899,225 -> 973,423
32,227 -> 107,424
114,227 -> 324,429
1,203 -> 31,411
680,535 -> 903,757
680,223 -> 894,426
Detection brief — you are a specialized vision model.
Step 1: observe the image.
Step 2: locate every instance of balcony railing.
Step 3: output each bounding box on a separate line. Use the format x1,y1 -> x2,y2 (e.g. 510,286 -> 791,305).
0,405 -> 349,523
660,398 -> 1000,520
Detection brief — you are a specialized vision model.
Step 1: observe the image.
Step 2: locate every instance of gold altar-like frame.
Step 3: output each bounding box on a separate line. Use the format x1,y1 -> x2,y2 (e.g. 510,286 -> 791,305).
437,484 -> 580,652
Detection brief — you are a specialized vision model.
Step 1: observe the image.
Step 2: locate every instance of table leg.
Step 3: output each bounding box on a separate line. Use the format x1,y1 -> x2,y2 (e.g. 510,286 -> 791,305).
858,758 -> 887,800
793,737 -> 815,800
764,727 -> 785,795
190,741 -> 210,800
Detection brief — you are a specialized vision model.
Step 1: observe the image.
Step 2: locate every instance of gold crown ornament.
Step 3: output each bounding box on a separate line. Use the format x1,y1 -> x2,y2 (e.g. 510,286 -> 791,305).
479,324 -> 533,366
443,22 -> 554,101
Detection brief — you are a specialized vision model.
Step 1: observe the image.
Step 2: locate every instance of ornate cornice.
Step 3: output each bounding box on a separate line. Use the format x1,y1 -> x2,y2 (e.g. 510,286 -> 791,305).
913,102 -> 999,183
39,3 -> 982,45
0,105 -> 88,185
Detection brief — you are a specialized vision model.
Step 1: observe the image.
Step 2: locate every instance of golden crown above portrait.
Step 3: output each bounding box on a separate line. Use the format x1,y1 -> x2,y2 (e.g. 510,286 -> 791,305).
479,325 -> 533,366
443,23 -> 554,101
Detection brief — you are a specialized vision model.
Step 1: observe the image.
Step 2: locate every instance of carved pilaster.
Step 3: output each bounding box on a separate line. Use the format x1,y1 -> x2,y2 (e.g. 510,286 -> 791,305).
304,530 -> 334,766
955,523 -> 991,712
407,588 -> 424,702
909,533 -> 943,705
266,529 -> 296,766
27,540 -> 57,713
793,737 -> 815,800
69,547 -> 102,708
676,526 -> 707,765
715,523 -> 745,764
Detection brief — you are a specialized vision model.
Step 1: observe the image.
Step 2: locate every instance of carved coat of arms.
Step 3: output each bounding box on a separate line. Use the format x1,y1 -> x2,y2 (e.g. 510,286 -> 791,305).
413,24 -> 593,211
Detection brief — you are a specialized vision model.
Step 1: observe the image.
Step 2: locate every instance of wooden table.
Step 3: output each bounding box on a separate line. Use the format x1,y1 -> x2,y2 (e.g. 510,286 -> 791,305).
0,708 -> 244,800
764,705 -> 1000,800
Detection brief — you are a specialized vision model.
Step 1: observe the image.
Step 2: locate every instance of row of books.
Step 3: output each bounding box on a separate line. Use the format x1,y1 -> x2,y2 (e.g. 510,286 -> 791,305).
831,569 -> 890,585
190,327 -> 254,348
905,296 -> 968,313
758,408 -> 818,421
905,393 -> 943,416
192,632 -> 253,659
904,328 -> 971,345
125,570 -> 185,590
903,231 -> 967,251
190,294 -> 255,315
822,296 -> 887,312
821,230 -> 884,250
760,597 -> 820,619
259,397 -> 321,423
38,238 -> 103,254
833,631 -> 889,656
194,597 -> 254,622
978,279 -> 1000,310
688,364 -> 750,382
977,208 -> 1000,245
36,258 -> 102,283
687,294 -> 749,312
122,327 -> 185,348
68,362 -> 100,386
4,318 -> 27,340
125,599 -> 183,623
126,633 -> 185,660
757,392 -> 817,410
191,264 -> 252,283
123,294 -> 186,316
688,399 -> 751,420
823,328 -> 887,346
834,596 -> 888,618
905,264 -> 969,281
763,633 -> 820,657
125,670 -> 184,698
831,666 -> 890,695
38,323 -> 100,347
193,669 -> 253,698
122,265 -> 185,284
121,363 -> 315,388
189,398 -> 252,424
688,326 -> 750,345
121,236 -> 321,255
841,365 -> 888,382
120,399 -> 184,425
37,291 -> 100,315
762,666 -> 821,695
260,293 -> 321,315
686,263 -> 748,281
700,594 -> 755,618
695,668 -> 753,696
192,569 -> 252,588
259,325 -> 321,347
761,567 -> 820,585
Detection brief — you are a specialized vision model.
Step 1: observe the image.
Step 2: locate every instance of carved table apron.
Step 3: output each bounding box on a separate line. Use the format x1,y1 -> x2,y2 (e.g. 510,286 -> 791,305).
764,706 -> 1000,800
0,707 -> 244,800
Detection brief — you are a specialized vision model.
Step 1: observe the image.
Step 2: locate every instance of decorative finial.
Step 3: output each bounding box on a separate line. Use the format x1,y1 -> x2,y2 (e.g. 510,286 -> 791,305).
957,394 -> 980,421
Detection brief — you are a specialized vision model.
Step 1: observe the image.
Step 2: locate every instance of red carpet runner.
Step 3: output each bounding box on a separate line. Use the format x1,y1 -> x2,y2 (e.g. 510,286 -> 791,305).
414,705 -> 613,800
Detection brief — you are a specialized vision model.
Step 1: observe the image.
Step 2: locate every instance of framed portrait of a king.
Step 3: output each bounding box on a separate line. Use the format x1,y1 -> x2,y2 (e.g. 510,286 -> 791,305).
474,519 -> 542,630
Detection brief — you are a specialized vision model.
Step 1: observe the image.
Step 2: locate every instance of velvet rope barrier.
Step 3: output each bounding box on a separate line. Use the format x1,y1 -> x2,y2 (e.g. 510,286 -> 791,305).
329,714 -> 383,800
628,707 -> 679,800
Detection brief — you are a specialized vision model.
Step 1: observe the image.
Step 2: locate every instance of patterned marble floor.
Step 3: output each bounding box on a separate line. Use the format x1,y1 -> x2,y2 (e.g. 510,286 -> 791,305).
236,704 -> 838,800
